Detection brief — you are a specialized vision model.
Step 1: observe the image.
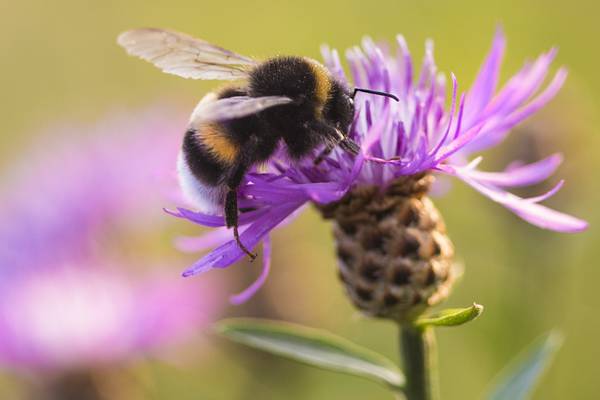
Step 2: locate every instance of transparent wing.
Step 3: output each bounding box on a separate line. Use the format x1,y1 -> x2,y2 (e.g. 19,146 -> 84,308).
190,95 -> 293,124
117,28 -> 256,80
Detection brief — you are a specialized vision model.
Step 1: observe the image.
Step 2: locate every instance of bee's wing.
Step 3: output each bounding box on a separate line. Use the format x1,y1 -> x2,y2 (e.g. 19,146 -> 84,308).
117,28 -> 256,80
190,95 -> 293,124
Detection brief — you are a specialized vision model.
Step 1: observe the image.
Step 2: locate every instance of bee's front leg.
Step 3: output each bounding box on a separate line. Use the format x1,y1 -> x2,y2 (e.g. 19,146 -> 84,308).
314,142 -> 336,165
309,122 -> 360,164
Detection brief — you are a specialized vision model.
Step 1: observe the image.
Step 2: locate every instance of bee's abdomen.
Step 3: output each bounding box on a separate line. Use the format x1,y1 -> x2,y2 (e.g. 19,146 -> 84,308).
182,128 -> 230,187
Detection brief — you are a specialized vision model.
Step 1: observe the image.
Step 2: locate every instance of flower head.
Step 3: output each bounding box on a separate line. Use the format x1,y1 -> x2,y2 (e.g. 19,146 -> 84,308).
171,29 -> 587,303
0,107 -> 221,373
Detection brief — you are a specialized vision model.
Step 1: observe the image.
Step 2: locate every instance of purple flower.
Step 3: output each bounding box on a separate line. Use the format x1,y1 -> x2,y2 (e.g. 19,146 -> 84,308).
0,107 -> 222,372
0,107 -> 183,273
170,29 -> 587,302
0,264 -> 219,372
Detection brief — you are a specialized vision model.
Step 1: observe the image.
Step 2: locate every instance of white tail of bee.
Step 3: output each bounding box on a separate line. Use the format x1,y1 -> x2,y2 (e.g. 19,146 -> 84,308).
177,152 -> 225,215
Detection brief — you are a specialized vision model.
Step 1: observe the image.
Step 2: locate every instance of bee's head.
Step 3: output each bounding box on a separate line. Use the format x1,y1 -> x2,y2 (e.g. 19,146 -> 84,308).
324,85 -> 399,134
323,82 -> 355,133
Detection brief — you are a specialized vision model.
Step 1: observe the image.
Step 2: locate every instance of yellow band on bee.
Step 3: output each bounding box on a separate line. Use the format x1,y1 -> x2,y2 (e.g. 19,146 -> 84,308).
305,58 -> 332,116
198,124 -> 239,164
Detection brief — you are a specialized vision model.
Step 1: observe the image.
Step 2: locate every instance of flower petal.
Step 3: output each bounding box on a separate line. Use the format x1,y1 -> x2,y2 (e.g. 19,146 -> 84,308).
181,202 -> 303,276
460,64 -> 566,156
440,165 -> 587,232
174,227 -> 231,253
478,68 -> 568,145
526,180 -> 564,203
464,26 -> 506,119
459,154 -> 563,187
229,236 -> 272,305
165,206 -> 269,228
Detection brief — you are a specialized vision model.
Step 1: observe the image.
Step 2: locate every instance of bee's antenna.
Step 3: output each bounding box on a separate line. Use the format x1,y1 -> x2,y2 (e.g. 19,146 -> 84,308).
352,88 -> 400,102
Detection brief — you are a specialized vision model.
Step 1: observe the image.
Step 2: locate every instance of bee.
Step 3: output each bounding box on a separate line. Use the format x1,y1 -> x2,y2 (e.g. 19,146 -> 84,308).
118,28 -> 398,260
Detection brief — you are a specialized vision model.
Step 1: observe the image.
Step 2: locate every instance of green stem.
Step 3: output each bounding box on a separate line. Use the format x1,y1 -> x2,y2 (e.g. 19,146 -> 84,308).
399,325 -> 439,400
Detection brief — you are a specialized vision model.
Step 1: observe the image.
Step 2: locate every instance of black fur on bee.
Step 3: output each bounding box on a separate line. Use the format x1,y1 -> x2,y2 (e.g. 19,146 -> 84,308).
182,56 -> 359,258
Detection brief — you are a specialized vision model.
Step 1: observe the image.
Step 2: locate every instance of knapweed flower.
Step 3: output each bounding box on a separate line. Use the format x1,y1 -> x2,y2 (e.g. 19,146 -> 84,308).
170,29 -> 587,317
0,109 -> 221,383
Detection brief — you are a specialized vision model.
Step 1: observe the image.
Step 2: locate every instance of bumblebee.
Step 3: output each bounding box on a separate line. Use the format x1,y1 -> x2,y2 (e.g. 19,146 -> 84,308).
118,28 -> 398,259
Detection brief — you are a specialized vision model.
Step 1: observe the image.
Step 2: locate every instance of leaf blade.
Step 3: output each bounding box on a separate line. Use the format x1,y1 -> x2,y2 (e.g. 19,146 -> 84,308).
487,331 -> 563,400
216,318 -> 405,390
415,303 -> 484,329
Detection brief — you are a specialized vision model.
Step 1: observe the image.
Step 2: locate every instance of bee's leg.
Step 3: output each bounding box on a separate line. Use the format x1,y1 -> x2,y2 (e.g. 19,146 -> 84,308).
301,121 -> 361,162
314,142 -> 336,165
338,136 -> 360,155
225,160 -> 257,261
224,188 -> 257,261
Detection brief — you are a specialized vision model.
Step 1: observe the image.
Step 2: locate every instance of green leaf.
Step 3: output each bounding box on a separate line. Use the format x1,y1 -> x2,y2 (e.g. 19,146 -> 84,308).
487,331 -> 563,400
216,318 -> 405,391
415,303 -> 483,329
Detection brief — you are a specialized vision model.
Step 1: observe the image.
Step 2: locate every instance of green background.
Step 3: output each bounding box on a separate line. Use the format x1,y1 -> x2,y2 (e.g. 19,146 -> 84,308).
1,0 -> 597,399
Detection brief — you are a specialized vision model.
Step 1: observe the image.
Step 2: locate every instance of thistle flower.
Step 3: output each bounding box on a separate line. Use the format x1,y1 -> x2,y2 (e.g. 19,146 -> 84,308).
171,29 -> 587,317
0,109 -> 221,380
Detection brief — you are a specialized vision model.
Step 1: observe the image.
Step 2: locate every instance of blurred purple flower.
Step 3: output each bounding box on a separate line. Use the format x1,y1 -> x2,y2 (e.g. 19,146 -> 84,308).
170,29 -> 587,302
0,107 -> 222,372
0,264 -> 218,372
0,107 -> 182,272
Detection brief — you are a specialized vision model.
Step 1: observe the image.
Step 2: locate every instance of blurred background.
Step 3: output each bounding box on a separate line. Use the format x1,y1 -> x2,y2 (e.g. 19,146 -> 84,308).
0,0 -> 597,399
